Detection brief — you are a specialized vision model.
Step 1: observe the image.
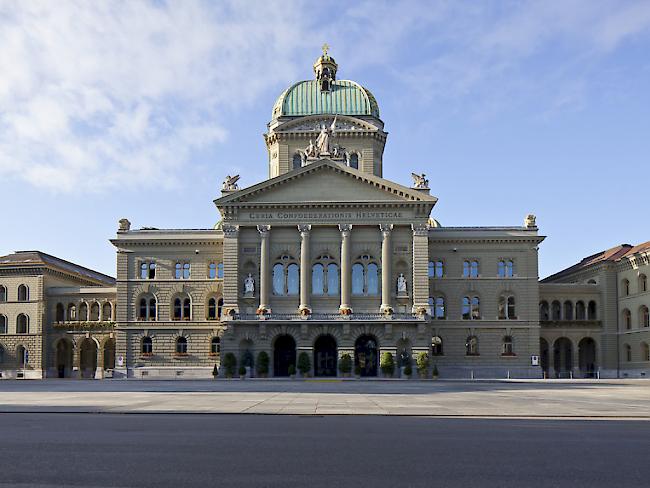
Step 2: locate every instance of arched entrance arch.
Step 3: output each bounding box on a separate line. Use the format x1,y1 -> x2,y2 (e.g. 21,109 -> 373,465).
79,338 -> 98,379
578,337 -> 597,378
56,338 -> 73,378
539,338 -> 550,377
103,338 -> 115,371
355,334 -> 378,377
553,337 -> 573,378
273,334 -> 296,377
314,335 -> 337,377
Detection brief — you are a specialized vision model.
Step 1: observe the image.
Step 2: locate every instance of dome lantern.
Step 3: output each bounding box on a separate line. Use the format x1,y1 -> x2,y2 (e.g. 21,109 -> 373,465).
313,43 -> 338,92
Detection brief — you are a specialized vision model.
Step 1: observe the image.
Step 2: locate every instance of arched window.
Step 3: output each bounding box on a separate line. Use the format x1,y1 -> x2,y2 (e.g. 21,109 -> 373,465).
173,297 -> 189,320
576,301 -> 586,320
141,336 -> 153,355
498,260 -> 514,278
352,257 -> 380,296
625,343 -> 632,362
428,260 -> 444,278
17,284 -> 28,301
367,263 -> 379,295
292,153 -> 302,170
327,263 -> 339,296
273,263 -> 284,295
0,285 -> 6,302
138,296 -> 157,321
352,263 -> 364,295
643,342 -> 650,362
102,303 -> 112,321
462,296 -> 480,320
587,301 -> 597,320
539,301 -> 549,321
563,301 -> 573,321
463,260 -> 479,278
551,301 -> 561,320
17,314 -> 29,334
211,337 -> 221,355
55,303 -> 65,322
79,302 -> 89,321
207,297 -> 218,320
217,263 -> 224,279
466,336 -> 479,356
67,303 -> 77,320
90,302 -> 100,321
640,306 -> 650,328
0,315 -> 6,334
175,262 -> 191,279
502,336 -> 514,355
140,262 -> 156,279
312,264 -> 325,295
208,263 -> 217,279
431,336 -> 443,356
622,279 -> 630,296
640,274 -> 648,293
17,345 -> 27,366
176,337 -> 188,355
429,297 -> 446,319
218,298 -> 224,319
498,295 -> 516,320
623,309 -> 632,330
287,264 -> 299,295
349,153 -> 359,169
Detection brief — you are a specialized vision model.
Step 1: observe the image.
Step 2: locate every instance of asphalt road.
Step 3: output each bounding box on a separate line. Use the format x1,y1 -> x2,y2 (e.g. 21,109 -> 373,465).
0,414 -> 648,488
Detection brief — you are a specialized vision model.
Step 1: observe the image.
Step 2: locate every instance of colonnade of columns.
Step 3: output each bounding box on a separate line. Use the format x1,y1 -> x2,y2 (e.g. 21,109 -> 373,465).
253,223 -> 425,314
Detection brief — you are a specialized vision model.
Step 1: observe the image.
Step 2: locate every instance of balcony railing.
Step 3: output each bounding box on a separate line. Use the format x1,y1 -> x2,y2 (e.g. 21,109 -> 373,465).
540,319 -> 602,328
232,312 -> 424,321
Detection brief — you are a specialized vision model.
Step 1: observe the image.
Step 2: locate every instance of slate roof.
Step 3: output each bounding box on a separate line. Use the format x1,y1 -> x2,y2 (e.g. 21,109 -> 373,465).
0,251 -> 115,285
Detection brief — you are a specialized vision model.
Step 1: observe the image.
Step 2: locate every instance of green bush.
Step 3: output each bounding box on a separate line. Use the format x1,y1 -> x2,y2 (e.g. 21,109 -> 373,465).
238,365 -> 247,377
297,352 -> 311,376
256,351 -> 270,376
416,352 -> 430,374
288,364 -> 296,376
380,352 -> 395,377
404,364 -> 412,377
338,353 -> 352,374
222,352 -> 237,378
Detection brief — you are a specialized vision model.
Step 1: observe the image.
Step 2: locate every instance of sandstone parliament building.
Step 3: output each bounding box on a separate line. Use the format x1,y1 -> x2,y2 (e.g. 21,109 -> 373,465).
1,51 -> 649,380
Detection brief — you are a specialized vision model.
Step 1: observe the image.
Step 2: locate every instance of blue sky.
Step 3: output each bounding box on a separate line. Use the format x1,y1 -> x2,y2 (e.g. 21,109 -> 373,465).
1,0 -> 649,278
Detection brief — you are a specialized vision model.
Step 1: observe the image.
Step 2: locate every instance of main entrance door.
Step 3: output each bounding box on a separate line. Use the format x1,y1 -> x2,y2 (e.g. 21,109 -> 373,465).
273,334 -> 296,377
79,338 -> 97,379
355,334 -> 378,377
314,335 -> 337,377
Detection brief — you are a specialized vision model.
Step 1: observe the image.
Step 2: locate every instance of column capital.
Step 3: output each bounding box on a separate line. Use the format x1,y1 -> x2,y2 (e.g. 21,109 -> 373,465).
222,223 -> 239,238
257,224 -> 271,236
298,224 -> 312,235
339,223 -> 353,236
379,224 -> 393,236
411,223 -> 428,236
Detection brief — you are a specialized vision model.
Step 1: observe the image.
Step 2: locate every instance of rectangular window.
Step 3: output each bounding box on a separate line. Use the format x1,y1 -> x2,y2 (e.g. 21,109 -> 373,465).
175,262 -> 191,279
463,260 -> 479,278
140,262 -> 156,279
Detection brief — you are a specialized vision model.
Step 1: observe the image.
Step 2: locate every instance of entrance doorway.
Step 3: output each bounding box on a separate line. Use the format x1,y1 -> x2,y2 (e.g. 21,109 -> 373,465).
539,338 -> 549,377
578,337 -> 597,378
355,334 -> 378,377
553,337 -> 572,378
314,335 -> 337,377
80,338 -> 98,379
56,339 -> 73,378
103,339 -> 115,371
273,334 -> 296,377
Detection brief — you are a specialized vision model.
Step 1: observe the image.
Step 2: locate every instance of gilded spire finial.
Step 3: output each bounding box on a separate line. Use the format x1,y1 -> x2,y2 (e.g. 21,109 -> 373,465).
322,43 -> 329,56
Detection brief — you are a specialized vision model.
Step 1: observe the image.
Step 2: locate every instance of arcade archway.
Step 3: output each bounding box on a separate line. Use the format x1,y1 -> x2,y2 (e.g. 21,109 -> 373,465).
314,335 -> 337,377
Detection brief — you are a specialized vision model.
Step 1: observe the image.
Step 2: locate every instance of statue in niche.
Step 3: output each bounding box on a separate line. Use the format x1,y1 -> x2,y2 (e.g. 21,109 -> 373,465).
244,273 -> 255,295
411,173 -> 429,189
222,174 -> 240,191
397,273 -> 407,295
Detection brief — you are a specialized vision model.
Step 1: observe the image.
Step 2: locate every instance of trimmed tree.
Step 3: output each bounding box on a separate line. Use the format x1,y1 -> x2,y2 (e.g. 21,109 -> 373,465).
222,352 -> 237,378
256,351 -> 270,377
297,351 -> 311,377
380,352 -> 395,377
338,353 -> 352,375
416,352 -> 430,378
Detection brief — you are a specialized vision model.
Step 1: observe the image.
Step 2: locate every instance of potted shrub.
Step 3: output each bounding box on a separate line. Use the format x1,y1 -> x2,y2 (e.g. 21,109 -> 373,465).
212,364 -> 219,379
256,351 -> 270,378
288,364 -> 296,379
380,352 -> 395,378
222,352 -> 237,379
432,364 -> 439,380
238,366 -> 247,379
297,352 -> 311,377
338,353 -> 352,377
416,352 -> 430,379
403,363 -> 412,379
354,365 -> 362,379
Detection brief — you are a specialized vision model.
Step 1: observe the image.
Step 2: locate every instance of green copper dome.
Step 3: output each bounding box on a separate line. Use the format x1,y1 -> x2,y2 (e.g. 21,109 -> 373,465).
272,79 -> 380,119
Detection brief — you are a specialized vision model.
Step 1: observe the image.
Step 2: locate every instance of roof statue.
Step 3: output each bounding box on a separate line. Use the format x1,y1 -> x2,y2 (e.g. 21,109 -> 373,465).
411,173 -> 429,189
315,116 -> 336,156
524,214 -> 537,228
118,218 -> 131,232
222,174 -> 240,192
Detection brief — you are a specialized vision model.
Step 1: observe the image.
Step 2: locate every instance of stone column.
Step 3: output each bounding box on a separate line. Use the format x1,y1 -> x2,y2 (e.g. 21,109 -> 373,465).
339,224 -> 352,313
380,224 -> 393,313
412,223 -> 430,315
222,224 -> 240,319
257,225 -> 271,313
298,225 -> 311,313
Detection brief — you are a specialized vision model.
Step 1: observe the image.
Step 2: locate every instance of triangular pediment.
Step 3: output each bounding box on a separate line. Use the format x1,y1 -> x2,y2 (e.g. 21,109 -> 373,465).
214,160 -> 437,208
